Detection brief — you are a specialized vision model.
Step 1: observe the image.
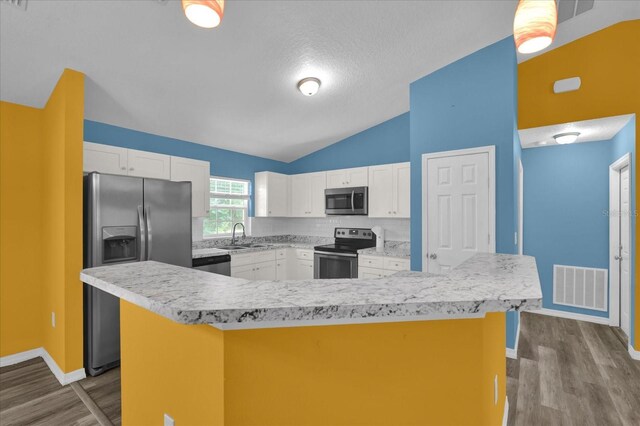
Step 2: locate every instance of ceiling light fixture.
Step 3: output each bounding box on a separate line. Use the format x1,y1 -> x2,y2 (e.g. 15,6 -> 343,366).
182,0 -> 225,28
553,132 -> 580,144
513,0 -> 557,54
298,78 -> 321,96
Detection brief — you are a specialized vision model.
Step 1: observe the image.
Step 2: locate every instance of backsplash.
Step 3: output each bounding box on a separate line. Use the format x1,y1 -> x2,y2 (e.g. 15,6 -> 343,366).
250,217 -> 410,241
192,234 -> 334,250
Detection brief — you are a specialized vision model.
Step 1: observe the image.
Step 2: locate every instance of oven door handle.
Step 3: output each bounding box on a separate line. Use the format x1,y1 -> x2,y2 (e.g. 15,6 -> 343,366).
314,250 -> 358,258
351,190 -> 355,212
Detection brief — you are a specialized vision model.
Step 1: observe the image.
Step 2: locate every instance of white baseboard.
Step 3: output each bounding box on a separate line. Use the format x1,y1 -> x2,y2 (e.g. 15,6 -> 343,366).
0,347 -> 43,367
0,347 -> 85,385
532,308 -> 610,325
630,344 -> 640,361
502,396 -> 509,426
506,312 -> 521,360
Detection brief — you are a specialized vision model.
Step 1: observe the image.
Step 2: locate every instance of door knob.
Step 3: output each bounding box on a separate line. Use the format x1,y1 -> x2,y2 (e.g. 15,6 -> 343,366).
429,253 -> 438,260
615,255 -> 622,260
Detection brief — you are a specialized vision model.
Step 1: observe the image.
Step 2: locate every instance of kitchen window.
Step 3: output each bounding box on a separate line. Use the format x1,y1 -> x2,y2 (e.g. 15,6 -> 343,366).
203,177 -> 250,238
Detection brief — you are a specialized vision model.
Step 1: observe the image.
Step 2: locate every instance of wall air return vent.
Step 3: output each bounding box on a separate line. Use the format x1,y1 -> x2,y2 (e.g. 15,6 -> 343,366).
1,0 -> 27,10
553,264 -> 607,311
557,0 -> 595,24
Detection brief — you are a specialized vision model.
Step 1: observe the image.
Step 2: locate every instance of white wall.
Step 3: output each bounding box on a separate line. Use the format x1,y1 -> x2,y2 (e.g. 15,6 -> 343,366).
251,217 -> 410,241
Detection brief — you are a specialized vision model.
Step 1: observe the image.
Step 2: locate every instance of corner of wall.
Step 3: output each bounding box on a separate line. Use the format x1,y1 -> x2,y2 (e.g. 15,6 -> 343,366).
41,68 -> 86,373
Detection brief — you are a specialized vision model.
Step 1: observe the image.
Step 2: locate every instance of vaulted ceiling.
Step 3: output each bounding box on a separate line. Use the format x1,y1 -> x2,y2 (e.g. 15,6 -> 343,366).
1,0 -> 638,161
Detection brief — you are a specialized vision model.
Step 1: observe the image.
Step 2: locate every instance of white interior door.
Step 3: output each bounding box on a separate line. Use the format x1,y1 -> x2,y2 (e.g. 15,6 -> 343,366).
426,152 -> 491,273
619,165 -> 631,337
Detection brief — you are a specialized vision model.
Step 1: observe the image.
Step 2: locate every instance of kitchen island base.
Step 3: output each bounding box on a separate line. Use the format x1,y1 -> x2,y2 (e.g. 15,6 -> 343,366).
121,300 -> 507,426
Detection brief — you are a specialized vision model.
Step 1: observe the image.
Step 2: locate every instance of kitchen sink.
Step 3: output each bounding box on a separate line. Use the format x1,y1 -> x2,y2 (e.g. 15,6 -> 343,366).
218,245 -> 249,250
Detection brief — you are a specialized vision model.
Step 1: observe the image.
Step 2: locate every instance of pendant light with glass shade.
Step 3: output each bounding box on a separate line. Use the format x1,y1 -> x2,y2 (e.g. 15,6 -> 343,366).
513,0 -> 558,54
182,0 -> 225,28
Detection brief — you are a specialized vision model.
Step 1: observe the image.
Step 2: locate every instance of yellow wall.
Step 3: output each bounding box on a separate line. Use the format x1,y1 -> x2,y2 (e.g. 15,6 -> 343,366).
0,69 -> 84,372
518,20 -> 640,349
121,300 -> 506,426
0,102 -> 45,356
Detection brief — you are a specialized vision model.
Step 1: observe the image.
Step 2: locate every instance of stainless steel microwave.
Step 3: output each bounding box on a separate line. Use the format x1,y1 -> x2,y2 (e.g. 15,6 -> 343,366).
325,187 -> 368,215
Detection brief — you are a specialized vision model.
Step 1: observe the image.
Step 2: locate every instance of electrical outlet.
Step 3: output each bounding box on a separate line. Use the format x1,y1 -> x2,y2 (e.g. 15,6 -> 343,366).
164,413 -> 174,426
51,312 -> 56,328
494,374 -> 498,405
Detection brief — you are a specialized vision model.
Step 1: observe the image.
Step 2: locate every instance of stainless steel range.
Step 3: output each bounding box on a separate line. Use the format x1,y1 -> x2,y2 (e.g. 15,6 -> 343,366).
314,228 -> 376,279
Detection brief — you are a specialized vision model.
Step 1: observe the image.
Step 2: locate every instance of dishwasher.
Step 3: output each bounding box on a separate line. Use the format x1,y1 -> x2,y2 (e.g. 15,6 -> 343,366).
192,254 -> 231,276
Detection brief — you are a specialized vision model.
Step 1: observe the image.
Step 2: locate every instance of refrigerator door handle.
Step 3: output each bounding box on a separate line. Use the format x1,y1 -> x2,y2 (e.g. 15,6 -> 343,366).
137,205 -> 146,261
146,205 -> 153,260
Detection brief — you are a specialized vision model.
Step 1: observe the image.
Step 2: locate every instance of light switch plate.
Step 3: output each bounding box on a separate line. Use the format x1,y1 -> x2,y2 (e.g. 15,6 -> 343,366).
164,413 -> 174,426
494,375 -> 498,405
51,312 -> 56,328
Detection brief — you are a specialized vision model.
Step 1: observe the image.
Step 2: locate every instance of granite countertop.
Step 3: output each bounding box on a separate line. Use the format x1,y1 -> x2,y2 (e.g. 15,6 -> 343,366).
80,253 -> 542,330
192,237 -> 411,259
191,236 -> 330,258
358,241 -> 411,259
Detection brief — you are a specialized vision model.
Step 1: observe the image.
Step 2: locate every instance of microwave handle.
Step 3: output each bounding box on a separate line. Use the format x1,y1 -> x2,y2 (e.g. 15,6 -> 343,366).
351,190 -> 355,212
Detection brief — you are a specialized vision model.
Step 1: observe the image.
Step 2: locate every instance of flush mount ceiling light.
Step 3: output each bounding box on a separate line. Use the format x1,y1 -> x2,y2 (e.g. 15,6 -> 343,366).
182,0 -> 225,28
554,132 -> 580,144
513,0 -> 557,54
298,78 -> 321,96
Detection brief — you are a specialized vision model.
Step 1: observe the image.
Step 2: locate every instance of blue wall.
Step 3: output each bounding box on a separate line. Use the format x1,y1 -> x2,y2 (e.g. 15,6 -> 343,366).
287,113 -> 410,174
408,37 -> 519,350
84,120 -> 289,216
409,37 -> 519,272
523,140 -> 614,317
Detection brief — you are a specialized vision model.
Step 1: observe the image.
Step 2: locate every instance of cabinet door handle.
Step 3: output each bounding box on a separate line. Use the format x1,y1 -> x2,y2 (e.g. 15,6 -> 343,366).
121,166 -> 126,171
388,211 -> 392,214
129,167 -> 134,171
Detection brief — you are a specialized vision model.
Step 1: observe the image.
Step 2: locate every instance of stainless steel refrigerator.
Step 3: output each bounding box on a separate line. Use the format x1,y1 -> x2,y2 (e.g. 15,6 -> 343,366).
83,172 -> 192,376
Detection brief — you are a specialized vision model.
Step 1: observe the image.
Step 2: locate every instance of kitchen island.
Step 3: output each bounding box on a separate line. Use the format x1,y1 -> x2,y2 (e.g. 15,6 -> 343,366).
81,253 -> 541,426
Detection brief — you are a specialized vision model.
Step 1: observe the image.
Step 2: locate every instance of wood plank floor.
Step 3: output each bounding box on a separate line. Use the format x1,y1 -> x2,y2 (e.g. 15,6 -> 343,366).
0,358 -> 98,426
80,368 -> 121,426
0,359 -> 121,426
508,311 -> 640,426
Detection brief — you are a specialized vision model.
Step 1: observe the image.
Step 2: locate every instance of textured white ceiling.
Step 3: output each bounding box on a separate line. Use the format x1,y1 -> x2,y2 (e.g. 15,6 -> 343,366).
519,114 -> 634,148
1,1 -> 638,161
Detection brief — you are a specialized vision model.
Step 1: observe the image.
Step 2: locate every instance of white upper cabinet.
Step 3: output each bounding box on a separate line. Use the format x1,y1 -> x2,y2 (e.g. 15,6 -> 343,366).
368,162 -> 410,218
127,149 -> 171,179
255,172 -> 289,217
290,172 -> 326,217
170,156 -> 210,218
326,167 -> 368,189
394,162 -> 411,218
83,142 -> 210,218
368,165 -> 394,217
83,142 -> 128,174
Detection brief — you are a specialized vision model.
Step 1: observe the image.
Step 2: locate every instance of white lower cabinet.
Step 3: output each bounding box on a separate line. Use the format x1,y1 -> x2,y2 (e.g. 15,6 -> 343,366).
254,261 -> 277,280
294,260 -> 314,280
358,255 -> 410,278
231,264 -> 255,280
231,248 -> 314,280
276,259 -> 288,280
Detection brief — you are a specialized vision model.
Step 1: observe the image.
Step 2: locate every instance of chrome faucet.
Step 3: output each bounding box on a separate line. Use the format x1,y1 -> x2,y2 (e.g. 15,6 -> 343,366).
231,222 -> 246,245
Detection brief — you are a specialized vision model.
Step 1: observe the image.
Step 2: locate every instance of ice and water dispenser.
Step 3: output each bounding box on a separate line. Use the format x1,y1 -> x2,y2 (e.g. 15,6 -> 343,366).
102,226 -> 137,263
